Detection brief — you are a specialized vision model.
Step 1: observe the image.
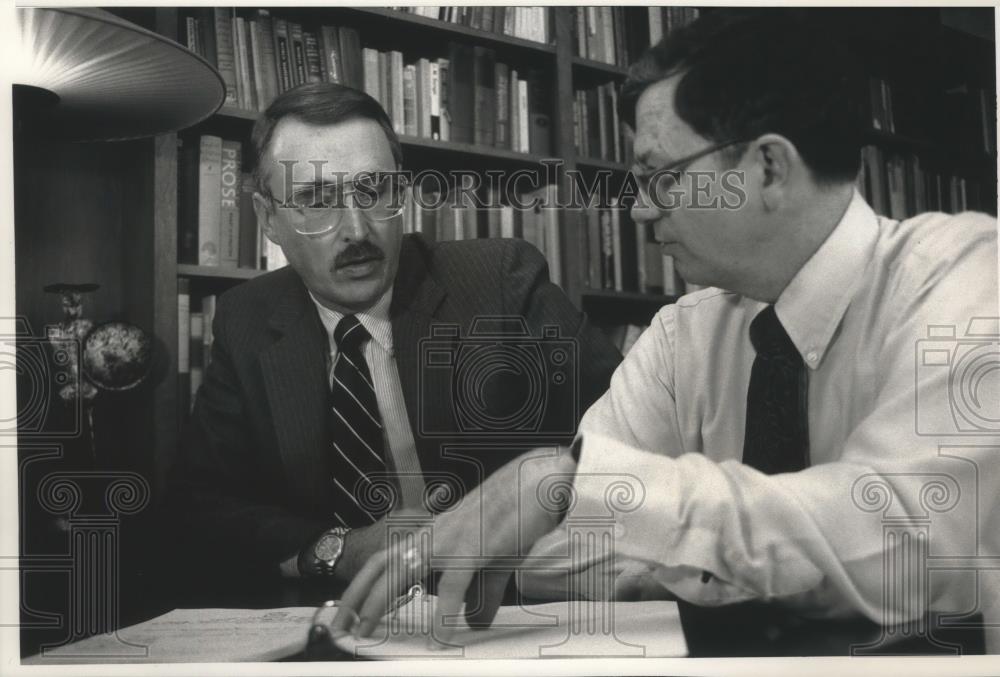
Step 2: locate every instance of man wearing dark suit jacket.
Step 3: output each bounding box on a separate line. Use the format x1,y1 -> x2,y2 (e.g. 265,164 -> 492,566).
166,83 -> 620,585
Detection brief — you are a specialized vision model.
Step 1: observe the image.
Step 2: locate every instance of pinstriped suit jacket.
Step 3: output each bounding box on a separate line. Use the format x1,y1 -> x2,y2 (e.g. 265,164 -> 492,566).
167,234 -> 621,575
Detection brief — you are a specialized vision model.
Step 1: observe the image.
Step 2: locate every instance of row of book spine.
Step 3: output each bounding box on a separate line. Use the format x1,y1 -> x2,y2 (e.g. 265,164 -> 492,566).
571,7 -> 699,67
868,77 -> 896,134
577,203 -> 686,297
399,185 -> 563,287
181,11 -> 553,155
858,145 -> 981,219
177,134 -> 286,272
391,6 -> 549,43
574,83 -> 633,164
647,7 -> 700,49
361,44 -> 551,153
182,8 -> 360,112
177,282 -> 215,417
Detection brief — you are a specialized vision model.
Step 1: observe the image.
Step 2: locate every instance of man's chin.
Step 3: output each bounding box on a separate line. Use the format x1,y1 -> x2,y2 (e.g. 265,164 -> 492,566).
316,277 -> 387,312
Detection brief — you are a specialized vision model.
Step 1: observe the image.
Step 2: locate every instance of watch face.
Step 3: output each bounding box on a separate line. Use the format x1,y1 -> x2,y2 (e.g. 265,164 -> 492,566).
315,533 -> 344,563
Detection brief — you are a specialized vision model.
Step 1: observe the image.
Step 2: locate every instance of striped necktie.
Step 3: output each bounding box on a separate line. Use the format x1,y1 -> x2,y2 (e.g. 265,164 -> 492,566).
742,305 -> 810,474
328,314 -> 390,526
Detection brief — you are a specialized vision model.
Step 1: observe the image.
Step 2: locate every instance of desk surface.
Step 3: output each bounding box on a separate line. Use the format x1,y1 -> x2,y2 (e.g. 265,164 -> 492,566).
153,577 -> 990,659
22,574 -> 986,660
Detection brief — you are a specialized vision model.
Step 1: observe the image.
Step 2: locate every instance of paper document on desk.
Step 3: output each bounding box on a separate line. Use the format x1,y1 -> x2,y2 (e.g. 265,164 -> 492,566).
334,596 -> 687,659
23,607 -> 315,664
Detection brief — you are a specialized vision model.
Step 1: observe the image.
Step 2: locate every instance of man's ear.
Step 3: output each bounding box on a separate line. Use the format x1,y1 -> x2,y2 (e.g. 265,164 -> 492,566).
751,134 -> 799,210
253,191 -> 280,244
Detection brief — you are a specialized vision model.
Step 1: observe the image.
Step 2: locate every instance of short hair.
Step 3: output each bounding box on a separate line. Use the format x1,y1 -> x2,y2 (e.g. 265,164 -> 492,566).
251,82 -> 404,196
619,9 -> 865,184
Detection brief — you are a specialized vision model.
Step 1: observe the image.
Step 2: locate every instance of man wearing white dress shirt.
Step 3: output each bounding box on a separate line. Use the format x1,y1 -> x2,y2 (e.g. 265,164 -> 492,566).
335,9 -> 1000,649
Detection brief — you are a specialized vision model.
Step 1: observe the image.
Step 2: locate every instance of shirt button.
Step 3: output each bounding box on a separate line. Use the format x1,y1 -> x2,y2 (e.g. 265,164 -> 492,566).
806,350 -> 818,363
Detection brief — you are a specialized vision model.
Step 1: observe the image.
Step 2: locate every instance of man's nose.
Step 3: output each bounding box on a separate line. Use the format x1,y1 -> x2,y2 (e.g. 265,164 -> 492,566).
630,194 -> 661,228
341,205 -> 372,241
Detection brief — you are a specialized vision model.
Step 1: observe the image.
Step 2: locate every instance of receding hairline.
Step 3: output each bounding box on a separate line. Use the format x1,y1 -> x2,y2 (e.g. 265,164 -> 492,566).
255,114 -> 399,196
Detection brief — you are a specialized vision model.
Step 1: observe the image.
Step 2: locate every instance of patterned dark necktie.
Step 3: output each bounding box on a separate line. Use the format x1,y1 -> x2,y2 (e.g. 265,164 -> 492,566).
328,314 -> 389,526
742,305 -> 810,474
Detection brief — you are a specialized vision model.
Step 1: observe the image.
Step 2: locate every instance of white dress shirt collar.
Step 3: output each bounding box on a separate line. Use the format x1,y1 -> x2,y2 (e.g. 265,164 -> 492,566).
309,288 -> 395,355
774,189 -> 880,370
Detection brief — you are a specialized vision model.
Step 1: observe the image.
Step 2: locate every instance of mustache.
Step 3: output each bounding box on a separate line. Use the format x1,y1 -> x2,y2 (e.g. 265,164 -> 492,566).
335,240 -> 385,268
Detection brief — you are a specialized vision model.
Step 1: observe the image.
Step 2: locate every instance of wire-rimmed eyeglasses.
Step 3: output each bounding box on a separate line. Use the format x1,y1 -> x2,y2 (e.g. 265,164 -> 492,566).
263,171 -> 410,236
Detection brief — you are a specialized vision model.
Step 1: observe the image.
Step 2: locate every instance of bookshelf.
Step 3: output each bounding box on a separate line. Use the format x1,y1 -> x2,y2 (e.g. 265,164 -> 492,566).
57,6 -> 991,499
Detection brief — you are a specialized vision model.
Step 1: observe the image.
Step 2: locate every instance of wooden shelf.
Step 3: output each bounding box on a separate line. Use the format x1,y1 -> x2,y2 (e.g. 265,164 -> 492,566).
208,109 -> 555,168
864,128 -> 995,164
216,105 -> 258,121
576,157 -> 629,172
397,134 -> 552,166
571,56 -> 629,78
345,7 -> 557,55
177,264 -> 263,281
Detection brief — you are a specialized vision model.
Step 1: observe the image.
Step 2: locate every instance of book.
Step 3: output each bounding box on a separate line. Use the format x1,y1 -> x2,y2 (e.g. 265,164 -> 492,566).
378,51 -> 390,120
256,11 -> 279,105
363,48 -> 380,106
177,137 -> 199,265
194,9 -> 217,68
402,64 -> 417,137
494,62 -> 510,149
430,60 -> 441,140
391,51 -> 405,134
610,206 -> 623,291
526,68 -> 551,154
586,207 -> 602,290
509,69 -> 520,152
289,22 -> 307,87
644,242 -> 664,293
177,278 -> 191,419
213,8 -> 238,106
273,19 -> 293,93
219,140 -> 241,268
338,27 -> 363,90
197,135 -> 223,266
517,79 -> 529,152
231,15 -> 248,109
448,42 -> 475,144
417,58 -> 431,138
473,47 -> 497,146
249,18 -> 269,110
202,294 -> 217,369
600,209 -> 614,289
319,25 -> 341,84
240,18 -> 258,110
189,310 -> 204,410
303,30 -> 323,84
438,58 -> 451,141
662,254 -> 679,295
183,15 -> 197,54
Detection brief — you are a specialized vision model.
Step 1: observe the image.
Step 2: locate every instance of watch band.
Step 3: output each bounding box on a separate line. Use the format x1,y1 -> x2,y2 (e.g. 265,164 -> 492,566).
312,526 -> 350,577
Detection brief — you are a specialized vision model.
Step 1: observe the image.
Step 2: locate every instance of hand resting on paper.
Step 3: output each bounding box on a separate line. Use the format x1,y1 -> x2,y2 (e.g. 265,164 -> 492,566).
331,447 -> 576,645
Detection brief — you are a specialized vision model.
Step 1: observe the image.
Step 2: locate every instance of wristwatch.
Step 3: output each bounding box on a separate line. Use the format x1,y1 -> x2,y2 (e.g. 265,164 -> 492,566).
311,527 -> 350,576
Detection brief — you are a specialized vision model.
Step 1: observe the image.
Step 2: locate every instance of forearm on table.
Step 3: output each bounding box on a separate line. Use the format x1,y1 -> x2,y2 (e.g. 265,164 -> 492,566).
571,432 -> 981,622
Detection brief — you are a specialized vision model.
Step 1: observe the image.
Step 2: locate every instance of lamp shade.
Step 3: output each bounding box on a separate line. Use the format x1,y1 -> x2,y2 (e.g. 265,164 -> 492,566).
15,7 -> 225,141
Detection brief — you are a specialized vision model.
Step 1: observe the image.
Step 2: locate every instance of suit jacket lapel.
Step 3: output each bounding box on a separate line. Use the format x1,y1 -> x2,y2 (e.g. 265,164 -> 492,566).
259,277 -> 331,511
391,236 -> 447,474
